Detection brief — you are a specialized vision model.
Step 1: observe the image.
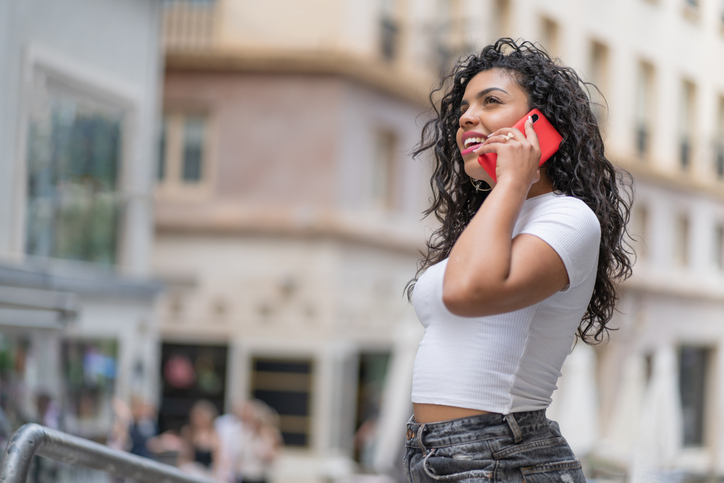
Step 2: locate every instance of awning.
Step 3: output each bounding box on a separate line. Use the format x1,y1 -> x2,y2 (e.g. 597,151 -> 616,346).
0,285 -> 79,331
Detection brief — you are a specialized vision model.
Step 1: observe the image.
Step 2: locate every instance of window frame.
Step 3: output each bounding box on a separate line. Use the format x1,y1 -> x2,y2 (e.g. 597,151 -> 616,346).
678,79 -> 697,173
18,44 -> 141,268
634,59 -> 656,161
155,109 -> 216,199
248,355 -> 315,449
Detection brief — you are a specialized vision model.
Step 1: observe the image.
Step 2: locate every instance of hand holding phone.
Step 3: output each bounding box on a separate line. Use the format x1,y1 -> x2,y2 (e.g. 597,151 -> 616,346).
477,109 -> 562,182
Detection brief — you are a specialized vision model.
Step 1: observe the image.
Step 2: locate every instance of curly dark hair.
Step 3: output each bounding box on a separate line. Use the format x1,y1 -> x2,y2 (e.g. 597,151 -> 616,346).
407,38 -> 634,344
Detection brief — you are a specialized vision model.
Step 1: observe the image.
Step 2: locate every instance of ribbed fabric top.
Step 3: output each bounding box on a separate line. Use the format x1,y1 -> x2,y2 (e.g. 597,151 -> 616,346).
411,192 -> 601,414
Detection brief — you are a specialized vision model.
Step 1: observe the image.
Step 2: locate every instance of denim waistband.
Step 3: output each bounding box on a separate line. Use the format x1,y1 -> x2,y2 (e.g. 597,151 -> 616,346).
405,410 -> 548,449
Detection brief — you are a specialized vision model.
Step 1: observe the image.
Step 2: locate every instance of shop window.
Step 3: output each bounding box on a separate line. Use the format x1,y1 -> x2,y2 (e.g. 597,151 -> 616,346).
0,335 -> 33,433
372,129 -> 399,211
25,90 -> 126,266
62,339 -> 118,436
251,357 -> 313,447
635,61 -> 655,159
159,343 -> 227,433
674,214 -> 690,266
354,352 -> 390,468
678,345 -> 711,447
679,80 -> 696,171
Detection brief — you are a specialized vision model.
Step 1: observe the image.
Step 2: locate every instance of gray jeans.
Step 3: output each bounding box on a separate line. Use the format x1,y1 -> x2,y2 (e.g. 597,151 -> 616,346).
403,410 -> 585,482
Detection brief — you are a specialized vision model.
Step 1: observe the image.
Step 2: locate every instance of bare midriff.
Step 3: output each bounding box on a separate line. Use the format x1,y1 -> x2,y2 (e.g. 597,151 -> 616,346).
413,403 -> 490,424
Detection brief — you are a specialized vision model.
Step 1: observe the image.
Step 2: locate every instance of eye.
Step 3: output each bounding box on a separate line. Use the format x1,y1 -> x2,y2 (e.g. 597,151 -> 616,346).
483,96 -> 501,106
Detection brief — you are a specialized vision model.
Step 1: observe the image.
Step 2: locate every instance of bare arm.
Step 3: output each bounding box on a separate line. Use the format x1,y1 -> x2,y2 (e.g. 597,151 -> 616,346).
443,118 -> 569,316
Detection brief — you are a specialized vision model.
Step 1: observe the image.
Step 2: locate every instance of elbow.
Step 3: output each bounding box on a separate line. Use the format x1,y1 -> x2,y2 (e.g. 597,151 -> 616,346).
442,280 -> 491,317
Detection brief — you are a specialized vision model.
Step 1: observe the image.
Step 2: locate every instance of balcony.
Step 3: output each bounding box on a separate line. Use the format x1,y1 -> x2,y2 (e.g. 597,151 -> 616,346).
163,0 -> 216,52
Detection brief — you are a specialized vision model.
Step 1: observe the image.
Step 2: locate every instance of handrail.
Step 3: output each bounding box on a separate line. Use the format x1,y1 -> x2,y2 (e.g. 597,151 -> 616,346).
0,423 -> 218,483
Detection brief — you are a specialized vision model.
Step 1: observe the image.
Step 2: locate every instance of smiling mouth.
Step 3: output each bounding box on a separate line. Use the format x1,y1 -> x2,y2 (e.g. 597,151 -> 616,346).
464,137 -> 485,149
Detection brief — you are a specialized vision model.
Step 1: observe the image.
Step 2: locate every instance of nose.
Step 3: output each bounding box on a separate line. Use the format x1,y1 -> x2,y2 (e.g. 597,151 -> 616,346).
459,107 -> 478,128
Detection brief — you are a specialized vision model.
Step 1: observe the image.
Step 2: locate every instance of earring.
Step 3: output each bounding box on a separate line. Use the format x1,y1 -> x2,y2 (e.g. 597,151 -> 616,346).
470,177 -> 492,192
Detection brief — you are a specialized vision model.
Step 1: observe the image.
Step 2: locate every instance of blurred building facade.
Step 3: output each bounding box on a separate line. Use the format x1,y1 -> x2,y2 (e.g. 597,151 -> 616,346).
154,1 -> 440,481
155,0 -> 724,482
0,0 -> 164,445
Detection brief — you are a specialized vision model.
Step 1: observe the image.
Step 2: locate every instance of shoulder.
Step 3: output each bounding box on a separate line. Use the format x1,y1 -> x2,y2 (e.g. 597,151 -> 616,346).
524,193 -> 600,236
518,193 -> 601,287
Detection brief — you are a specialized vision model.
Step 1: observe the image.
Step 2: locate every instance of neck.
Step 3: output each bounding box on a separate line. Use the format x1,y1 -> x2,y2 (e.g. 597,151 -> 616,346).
526,173 -> 555,199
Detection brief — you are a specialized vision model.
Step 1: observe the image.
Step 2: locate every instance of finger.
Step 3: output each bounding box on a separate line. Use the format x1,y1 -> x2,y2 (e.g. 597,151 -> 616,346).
474,142 -> 501,155
483,132 -> 514,145
524,116 -> 540,150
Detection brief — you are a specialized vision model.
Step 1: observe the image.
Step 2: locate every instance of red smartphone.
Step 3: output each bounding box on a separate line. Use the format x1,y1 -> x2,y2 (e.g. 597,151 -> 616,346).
477,109 -> 563,182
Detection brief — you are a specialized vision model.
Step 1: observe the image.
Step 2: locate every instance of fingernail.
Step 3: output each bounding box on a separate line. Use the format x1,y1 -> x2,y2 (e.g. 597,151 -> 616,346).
527,116 -> 533,123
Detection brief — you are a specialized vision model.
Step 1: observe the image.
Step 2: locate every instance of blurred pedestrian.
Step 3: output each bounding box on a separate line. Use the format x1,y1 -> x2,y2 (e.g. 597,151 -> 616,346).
404,38 -> 633,482
179,400 -> 224,479
234,399 -> 282,483
128,396 -> 158,459
214,400 -> 245,482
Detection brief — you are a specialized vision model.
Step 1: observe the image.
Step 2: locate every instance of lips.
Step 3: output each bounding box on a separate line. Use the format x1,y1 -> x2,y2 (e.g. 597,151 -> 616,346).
460,131 -> 487,156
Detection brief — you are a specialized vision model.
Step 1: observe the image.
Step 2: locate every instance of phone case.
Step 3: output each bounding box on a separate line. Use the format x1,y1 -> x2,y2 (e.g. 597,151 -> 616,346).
477,109 -> 563,182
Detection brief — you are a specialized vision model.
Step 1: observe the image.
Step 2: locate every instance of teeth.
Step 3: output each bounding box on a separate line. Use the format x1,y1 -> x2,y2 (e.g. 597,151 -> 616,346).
464,137 -> 483,148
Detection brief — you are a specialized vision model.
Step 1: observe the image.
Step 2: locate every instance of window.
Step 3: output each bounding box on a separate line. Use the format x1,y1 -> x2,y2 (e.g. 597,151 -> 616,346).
354,352 -> 390,468
714,224 -> 724,270
380,0 -> 400,61
674,214 -> 690,266
632,204 -> 649,260
372,129 -> 398,211
158,118 -> 167,181
157,112 -> 211,191
679,80 -> 696,170
62,339 -> 118,435
635,61 -> 655,159
588,40 -> 610,126
715,97 -> 724,180
493,0 -> 512,41
432,0 -> 467,75
539,17 -> 560,58
678,345 -> 711,447
159,343 -> 227,432
25,88 -> 126,266
251,357 -> 313,447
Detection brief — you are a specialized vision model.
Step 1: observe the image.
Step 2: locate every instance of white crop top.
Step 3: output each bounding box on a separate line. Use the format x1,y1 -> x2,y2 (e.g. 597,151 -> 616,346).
411,191 -> 601,414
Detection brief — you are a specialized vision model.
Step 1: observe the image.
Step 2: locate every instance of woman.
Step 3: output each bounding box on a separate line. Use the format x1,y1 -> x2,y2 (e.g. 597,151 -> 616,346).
404,38 -> 633,482
179,400 -> 224,479
234,399 -> 282,483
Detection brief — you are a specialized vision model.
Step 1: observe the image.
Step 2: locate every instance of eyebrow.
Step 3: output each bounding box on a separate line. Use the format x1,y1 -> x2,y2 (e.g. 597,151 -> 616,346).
460,87 -> 509,107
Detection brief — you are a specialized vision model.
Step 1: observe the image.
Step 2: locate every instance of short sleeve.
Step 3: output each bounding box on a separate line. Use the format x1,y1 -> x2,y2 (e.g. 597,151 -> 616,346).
518,197 -> 601,289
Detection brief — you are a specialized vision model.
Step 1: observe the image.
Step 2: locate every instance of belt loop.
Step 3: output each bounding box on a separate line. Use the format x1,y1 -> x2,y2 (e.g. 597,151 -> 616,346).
416,424 -> 427,452
504,413 -> 523,443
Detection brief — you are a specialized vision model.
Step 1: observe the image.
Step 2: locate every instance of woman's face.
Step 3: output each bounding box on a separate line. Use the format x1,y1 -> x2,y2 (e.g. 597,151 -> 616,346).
456,68 -> 530,186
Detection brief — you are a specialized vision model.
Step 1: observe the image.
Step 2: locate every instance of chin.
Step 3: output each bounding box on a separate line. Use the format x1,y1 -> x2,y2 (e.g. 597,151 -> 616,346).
464,161 -> 495,187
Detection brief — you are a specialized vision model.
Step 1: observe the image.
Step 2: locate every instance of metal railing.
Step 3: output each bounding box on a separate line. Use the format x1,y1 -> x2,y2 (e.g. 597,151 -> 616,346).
0,423 -> 218,483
